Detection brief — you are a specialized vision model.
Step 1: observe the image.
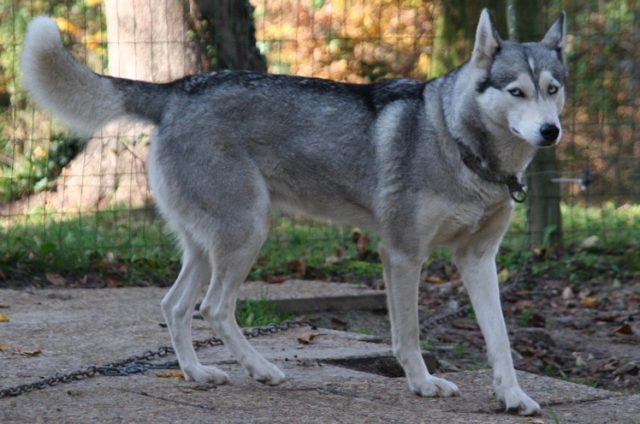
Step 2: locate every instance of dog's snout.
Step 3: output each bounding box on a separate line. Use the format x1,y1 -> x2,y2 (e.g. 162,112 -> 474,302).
539,124 -> 560,145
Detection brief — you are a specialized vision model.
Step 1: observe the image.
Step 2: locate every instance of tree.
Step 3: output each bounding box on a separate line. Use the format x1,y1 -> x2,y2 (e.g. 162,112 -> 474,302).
431,0 -> 507,77
45,0 -> 266,211
507,0 -> 563,248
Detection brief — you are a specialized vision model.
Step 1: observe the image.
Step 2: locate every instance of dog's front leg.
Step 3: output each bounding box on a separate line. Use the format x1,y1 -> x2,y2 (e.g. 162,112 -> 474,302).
379,245 -> 459,397
454,249 -> 540,415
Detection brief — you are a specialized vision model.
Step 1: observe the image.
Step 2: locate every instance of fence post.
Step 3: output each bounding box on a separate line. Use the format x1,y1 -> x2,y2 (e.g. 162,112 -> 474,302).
507,0 -> 563,248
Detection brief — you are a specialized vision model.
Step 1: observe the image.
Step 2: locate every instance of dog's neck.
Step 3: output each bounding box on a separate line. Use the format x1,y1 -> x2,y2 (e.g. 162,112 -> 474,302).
451,109 -> 537,202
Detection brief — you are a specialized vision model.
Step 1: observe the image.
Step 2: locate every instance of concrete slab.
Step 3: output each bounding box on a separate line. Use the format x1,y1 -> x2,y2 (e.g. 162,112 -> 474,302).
239,279 -> 387,312
1,287 -> 638,424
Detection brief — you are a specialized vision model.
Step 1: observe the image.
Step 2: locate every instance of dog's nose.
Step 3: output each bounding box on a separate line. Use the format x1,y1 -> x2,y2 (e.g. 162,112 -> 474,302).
539,124 -> 560,145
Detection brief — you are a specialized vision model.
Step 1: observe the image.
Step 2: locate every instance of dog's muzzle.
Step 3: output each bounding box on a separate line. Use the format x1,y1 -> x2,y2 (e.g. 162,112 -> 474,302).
539,123 -> 560,146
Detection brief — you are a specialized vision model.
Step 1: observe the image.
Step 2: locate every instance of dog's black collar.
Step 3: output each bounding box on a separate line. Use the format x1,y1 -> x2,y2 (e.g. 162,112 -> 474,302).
455,139 -> 527,203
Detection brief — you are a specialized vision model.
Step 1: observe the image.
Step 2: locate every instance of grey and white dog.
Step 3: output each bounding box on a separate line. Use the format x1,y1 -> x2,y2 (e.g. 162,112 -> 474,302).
22,9 -> 567,415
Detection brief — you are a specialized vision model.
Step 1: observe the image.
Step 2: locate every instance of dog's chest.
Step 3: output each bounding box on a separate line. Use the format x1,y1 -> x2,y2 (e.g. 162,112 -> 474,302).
427,198 -> 510,246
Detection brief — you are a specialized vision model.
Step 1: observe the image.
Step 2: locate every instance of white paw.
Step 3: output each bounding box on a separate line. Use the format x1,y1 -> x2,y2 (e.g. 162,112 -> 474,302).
246,360 -> 286,386
183,364 -> 229,385
409,375 -> 460,397
498,386 -> 541,415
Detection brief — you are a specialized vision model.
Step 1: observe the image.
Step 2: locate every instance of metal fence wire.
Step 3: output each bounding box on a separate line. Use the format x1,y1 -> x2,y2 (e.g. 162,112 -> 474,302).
0,0 -> 638,284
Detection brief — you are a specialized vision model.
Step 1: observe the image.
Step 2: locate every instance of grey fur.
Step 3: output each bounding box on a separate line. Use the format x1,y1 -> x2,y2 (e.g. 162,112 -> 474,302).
21,10 -> 568,416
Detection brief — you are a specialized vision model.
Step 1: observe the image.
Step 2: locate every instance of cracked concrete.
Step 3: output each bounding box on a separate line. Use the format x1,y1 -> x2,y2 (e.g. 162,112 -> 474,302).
1,286 -> 638,423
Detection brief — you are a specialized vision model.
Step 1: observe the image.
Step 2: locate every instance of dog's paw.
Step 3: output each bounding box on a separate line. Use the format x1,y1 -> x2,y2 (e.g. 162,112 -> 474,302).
183,364 -> 229,385
409,375 -> 460,397
498,386 -> 541,416
246,360 -> 286,386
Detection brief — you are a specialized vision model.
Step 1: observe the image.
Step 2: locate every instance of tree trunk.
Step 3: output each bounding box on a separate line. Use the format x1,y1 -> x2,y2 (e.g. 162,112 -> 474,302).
52,0 -> 204,211
196,0 -> 267,71
52,0 -> 264,212
431,1 -> 507,77
507,0 -> 563,248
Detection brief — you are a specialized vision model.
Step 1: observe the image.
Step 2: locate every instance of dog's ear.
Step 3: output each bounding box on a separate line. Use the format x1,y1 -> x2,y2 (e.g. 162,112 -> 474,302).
541,11 -> 567,62
471,9 -> 502,69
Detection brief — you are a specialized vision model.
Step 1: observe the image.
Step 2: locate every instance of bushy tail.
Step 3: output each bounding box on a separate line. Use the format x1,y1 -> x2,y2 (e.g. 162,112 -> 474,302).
21,17 -> 167,136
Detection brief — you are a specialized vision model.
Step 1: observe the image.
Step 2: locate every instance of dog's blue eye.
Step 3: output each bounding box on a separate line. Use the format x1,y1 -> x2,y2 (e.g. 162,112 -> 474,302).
508,88 -> 524,97
548,85 -> 558,95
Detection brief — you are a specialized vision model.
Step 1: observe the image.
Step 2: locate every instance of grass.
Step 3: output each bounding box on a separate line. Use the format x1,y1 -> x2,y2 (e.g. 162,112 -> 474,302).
235,298 -> 291,327
452,343 -> 468,359
1,201 -> 639,286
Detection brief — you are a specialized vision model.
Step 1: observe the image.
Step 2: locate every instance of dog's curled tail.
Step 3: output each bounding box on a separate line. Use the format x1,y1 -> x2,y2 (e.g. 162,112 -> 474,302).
21,17 -> 167,136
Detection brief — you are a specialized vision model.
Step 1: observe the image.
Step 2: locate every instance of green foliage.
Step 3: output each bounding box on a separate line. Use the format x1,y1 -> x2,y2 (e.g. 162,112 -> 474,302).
0,132 -> 81,201
0,207 -> 180,284
0,1 -> 105,104
235,298 -> 291,327
1,1 -> 105,205
519,308 -> 534,326
1,201 -> 639,286
452,343 -> 468,358
420,338 -> 440,351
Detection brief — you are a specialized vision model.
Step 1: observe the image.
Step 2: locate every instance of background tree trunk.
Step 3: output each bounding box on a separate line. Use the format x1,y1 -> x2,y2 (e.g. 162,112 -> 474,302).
54,0 -> 205,211
52,0 -> 265,212
196,0 -> 267,71
431,0 -> 507,77
507,0 -> 563,248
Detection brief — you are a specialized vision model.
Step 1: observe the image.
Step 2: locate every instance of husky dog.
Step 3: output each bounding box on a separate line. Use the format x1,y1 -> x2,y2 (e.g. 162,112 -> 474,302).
22,9 -> 567,415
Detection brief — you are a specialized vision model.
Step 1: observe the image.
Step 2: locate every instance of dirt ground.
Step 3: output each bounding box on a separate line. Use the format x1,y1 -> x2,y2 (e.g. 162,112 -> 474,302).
309,274 -> 640,394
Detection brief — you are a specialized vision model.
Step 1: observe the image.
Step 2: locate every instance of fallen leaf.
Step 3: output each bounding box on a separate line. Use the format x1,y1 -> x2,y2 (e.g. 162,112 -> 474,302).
513,300 -> 536,311
579,235 -> 599,249
425,276 -> 445,285
16,348 -> 42,356
105,277 -> 120,288
0,343 -> 7,350
524,418 -> 545,424
286,259 -> 307,275
614,324 -> 634,336
498,268 -> 510,284
331,317 -> 347,327
334,247 -> 347,259
579,296 -> 601,308
325,255 -> 341,265
561,286 -> 574,300
356,234 -> 370,258
351,228 -> 362,243
0,313 -> 9,323
297,332 -> 317,345
265,275 -> 287,284
156,370 -> 184,379
46,272 -> 66,286
594,313 -> 622,323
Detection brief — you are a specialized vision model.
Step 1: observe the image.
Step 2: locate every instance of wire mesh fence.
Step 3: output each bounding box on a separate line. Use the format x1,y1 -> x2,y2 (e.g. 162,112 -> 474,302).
0,0 -> 638,285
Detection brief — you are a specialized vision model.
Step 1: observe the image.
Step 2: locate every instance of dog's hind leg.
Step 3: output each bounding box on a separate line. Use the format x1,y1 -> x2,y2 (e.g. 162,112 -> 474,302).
161,233 -> 228,384
197,196 -> 285,385
379,244 -> 460,398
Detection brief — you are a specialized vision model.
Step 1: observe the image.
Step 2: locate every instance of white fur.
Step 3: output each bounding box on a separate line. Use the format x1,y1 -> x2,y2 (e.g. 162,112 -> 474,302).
21,17 -> 125,136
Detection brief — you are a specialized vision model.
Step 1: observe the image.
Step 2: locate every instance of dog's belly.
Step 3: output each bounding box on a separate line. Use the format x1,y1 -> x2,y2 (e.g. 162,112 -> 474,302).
268,182 -> 378,229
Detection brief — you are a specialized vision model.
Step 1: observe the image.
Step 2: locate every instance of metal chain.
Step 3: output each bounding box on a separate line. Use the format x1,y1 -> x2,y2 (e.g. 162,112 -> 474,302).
0,319 -> 312,399
419,255 -> 534,333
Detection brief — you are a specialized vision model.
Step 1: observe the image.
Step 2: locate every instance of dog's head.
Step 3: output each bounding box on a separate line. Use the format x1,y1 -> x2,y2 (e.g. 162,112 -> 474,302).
472,9 -> 568,148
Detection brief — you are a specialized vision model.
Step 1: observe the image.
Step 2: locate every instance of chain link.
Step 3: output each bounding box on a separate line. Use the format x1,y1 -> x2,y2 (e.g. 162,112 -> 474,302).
419,255 -> 534,333
0,319 -> 312,399
2,265 -> 535,399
